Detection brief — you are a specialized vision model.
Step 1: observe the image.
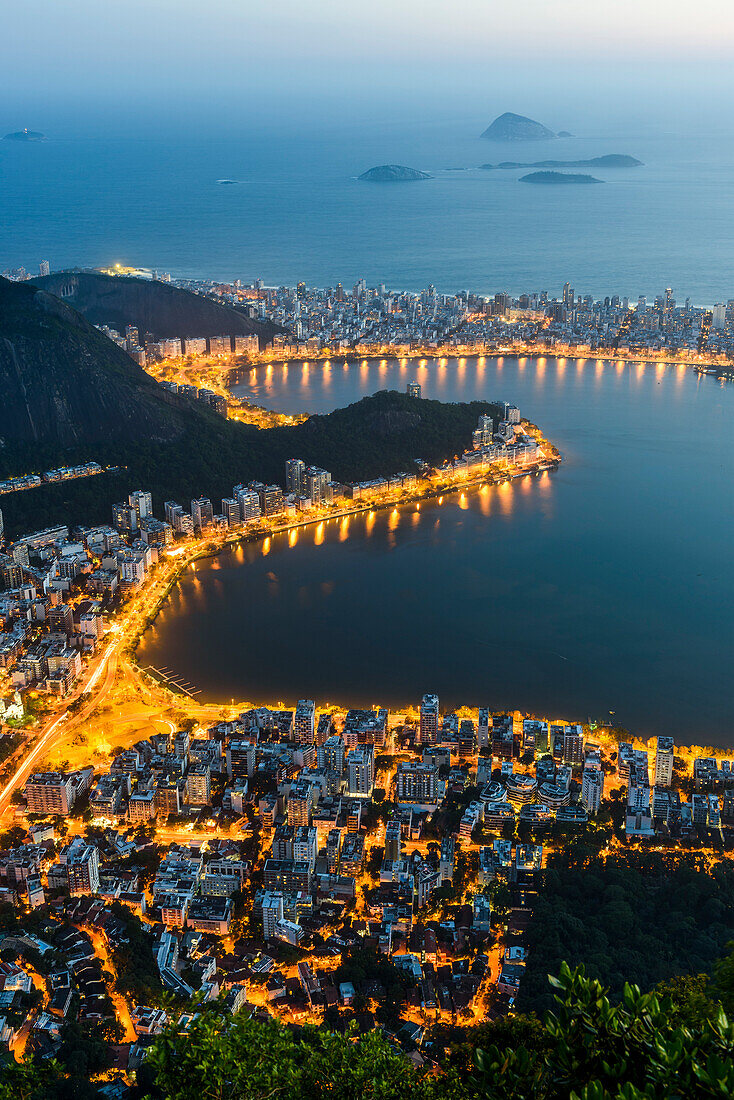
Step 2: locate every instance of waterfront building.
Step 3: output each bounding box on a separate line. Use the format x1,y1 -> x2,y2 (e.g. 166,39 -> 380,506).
191,498 -> 214,530
221,498 -> 240,527
235,488 -> 261,522
407,382 -> 421,398
285,459 -> 305,496
304,466 -> 332,506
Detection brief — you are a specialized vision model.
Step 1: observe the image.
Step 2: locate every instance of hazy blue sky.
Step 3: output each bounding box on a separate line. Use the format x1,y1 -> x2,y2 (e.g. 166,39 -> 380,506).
4,0 -> 734,133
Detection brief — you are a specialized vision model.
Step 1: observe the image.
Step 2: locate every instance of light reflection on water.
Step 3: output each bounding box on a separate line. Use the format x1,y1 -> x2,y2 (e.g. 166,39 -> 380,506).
141,356 -> 734,744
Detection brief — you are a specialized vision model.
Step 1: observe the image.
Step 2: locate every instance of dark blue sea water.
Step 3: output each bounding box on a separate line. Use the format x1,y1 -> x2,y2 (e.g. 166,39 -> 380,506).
138,356 -> 734,746
3,115 -> 734,302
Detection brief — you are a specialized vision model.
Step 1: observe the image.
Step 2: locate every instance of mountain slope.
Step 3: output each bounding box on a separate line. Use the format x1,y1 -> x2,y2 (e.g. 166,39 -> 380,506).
32,271 -> 277,346
0,277 -> 211,447
0,278 -> 505,539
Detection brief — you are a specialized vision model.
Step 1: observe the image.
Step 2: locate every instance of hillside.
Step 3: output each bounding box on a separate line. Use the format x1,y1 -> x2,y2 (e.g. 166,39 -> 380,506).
0,388 -> 503,538
31,270 -> 278,346
0,277 -> 212,448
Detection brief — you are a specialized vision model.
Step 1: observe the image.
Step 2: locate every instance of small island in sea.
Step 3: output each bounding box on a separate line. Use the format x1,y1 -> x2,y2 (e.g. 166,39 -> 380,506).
520,171 -> 601,185
216,179 -> 239,185
3,129 -> 46,142
358,164 -> 432,181
480,112 -> 556,141
481,154 -> 643,170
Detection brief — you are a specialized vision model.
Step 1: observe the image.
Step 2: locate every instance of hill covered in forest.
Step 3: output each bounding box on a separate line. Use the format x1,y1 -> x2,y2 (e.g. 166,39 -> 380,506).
31,270 -> 278,346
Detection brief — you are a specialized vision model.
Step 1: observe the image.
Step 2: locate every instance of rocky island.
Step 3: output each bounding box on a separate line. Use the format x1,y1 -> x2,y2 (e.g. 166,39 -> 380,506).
480,112 -> 556,141
482,154 -> 643,170
520,171 -> 601,185
3,129 -> 46,142
358,164 -> 432,181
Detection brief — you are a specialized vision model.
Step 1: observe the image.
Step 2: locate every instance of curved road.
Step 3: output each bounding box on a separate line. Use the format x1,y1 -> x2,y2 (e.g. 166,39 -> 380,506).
0,641 -> 120,820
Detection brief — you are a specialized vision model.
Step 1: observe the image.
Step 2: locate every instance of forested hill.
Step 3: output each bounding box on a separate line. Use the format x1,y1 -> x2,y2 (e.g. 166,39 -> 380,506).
31,270 -> 279,346
0,389 -> 503,538
0,276 -> 206,448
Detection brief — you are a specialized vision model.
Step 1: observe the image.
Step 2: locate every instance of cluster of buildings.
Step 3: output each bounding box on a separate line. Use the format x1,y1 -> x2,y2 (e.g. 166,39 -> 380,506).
0,463 -> 104,496
0,504 -> 157,693
1,676 -> 732,1077
97,323 -> 260,370
161,276 -> 734,365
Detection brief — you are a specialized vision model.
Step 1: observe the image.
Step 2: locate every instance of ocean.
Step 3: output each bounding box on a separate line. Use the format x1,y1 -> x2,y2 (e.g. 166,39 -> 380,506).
3,112 -> 734,303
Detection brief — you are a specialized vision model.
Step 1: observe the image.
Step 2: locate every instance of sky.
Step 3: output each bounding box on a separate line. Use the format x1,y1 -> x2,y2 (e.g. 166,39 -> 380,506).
4,0 -> 734,132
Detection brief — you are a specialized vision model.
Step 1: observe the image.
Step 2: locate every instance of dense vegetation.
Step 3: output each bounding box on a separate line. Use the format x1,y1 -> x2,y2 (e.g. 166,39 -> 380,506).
517,850 -> 734,1014
32,270 -> 276,342
1,390 -> 503,538
7,959 -> 734,1100
108,902 -> 164,1005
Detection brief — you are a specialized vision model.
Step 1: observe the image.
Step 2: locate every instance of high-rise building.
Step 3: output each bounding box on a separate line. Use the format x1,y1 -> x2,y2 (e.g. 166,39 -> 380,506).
326,829 -> 342,872
317,736 -> 345,775
287,782 -> 313,827
24,773 -> 76,815
235,488 -> 261,522
186,765 -> 211,805
477,708 -> 490,749
581,767 -> 603,815
347,745 -> 374,797
396,761 -> 438,804
129,489 -> 153,522
221,498 -> 240,527
226,741 -> 256,780
66,841 -> 100,895
407,382 -> 421,398
294,699 -> 316,744
285,458 -> 306,496
39,260 -> 50,277
0,507 -> 4,545
654,736 -> 675,788
191,498 -> 213,530
262,891 -> 284,939
256,484 -> 285,516
112,502 -> 138,536
384,819 -> 402,861
292,825 -> 318,871
563,726 -> 585,766
304,467 -> 332,506
419,694 -> 439,744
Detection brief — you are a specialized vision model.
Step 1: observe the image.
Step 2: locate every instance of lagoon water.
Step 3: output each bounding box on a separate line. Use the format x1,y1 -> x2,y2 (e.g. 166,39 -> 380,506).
138,356 -> 734,745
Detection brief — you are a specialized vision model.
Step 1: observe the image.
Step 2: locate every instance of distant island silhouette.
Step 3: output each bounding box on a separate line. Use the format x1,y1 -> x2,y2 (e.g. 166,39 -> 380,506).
480,113 -> 556,141
520,171 -> 601,185
481,154 -> 643,170
4,129 -> 46,142
358,165 -> 432,182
